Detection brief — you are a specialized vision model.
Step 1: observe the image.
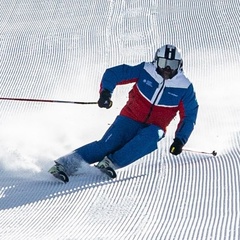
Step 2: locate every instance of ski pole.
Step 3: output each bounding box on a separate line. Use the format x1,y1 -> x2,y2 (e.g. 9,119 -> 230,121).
0,97 -> 98,105
183,148 -> 217,156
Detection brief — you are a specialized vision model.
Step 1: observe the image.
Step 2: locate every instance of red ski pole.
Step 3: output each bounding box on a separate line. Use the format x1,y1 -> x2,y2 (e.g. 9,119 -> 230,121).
0,97 -> 98,105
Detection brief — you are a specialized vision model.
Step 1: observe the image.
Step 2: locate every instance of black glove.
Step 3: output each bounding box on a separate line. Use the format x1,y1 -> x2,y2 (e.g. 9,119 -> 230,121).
169,138 -> 184,155
98,89 -> 113,109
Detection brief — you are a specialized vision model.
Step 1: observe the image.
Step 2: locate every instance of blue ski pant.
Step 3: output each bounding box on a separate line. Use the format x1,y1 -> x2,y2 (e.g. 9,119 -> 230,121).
74,115 -> 164,168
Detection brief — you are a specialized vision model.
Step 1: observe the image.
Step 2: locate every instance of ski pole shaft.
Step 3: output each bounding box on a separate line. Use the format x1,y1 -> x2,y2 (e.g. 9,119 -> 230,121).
183,148 -> 217,156
0,97 -> 98,105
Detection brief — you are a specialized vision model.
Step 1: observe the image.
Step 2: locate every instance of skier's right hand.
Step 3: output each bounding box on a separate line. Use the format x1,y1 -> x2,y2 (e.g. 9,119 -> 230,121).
98,89 -> 113,109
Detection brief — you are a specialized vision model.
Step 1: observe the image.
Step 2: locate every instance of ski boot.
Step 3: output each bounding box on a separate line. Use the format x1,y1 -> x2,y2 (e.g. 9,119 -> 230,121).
95,157 -> 117,179
48,162 -> 69,183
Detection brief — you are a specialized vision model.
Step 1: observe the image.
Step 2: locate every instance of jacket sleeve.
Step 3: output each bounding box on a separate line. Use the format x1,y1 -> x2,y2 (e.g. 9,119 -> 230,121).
175,84 -> 199,144
99,62 -> 145,93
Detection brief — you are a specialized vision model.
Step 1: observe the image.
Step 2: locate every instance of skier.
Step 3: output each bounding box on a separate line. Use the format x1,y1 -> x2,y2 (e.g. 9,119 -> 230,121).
49,44 -> 198,182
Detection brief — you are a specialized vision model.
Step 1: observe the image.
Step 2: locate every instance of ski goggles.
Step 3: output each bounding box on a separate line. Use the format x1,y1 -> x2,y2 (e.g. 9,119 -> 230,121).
157,58 -> 180,70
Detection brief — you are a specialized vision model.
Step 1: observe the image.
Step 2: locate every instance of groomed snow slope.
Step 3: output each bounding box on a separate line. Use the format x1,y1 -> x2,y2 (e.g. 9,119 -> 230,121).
1,0 -> 240,239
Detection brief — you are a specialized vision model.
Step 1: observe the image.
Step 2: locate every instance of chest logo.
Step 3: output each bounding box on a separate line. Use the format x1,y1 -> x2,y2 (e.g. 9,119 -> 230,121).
143,79 -> 153,87
168,92 -> 178,97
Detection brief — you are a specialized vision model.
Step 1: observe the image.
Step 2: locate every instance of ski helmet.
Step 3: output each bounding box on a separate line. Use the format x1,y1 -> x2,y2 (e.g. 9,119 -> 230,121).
154,44 -> 183,71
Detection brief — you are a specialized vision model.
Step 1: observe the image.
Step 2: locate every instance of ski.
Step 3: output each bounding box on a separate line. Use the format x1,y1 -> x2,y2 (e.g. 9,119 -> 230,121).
48,163 -> 69,183
96,166 -> 117,179
48,162 -> 117,183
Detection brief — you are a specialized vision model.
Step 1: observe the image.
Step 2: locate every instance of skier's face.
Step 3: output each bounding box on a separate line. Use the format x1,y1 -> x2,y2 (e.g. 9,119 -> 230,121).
157,66 -> 177,79
161,66 -> 173,79
156,57 -> 180,79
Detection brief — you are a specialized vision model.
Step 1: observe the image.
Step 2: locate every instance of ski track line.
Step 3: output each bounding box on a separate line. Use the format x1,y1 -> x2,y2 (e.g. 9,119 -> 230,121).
1,0 -> 240,239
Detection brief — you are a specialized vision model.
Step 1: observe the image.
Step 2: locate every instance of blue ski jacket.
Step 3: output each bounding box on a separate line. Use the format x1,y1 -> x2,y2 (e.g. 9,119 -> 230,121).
99,62 -> 198,144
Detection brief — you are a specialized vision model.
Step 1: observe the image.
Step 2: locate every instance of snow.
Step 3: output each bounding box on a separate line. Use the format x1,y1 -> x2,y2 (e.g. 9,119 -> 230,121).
1,0 -> 240,239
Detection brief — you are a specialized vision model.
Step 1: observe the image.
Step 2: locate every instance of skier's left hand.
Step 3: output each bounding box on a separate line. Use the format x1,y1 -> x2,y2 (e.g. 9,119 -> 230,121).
169,138 -> 184,155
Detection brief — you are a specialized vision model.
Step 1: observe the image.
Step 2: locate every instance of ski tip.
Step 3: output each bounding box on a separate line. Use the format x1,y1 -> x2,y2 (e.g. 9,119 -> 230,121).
48,164 -> 69,183
51,172 -> 69,183
48,169 -> 69,183
99,167 -> 117,179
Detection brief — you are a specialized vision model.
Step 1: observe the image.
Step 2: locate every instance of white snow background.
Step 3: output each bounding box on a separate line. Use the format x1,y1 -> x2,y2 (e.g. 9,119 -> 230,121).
0,0 -> 239,239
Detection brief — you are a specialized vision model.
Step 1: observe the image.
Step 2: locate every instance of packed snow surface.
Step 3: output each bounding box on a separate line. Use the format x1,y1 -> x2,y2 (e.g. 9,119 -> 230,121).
1,0 -> 239,239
